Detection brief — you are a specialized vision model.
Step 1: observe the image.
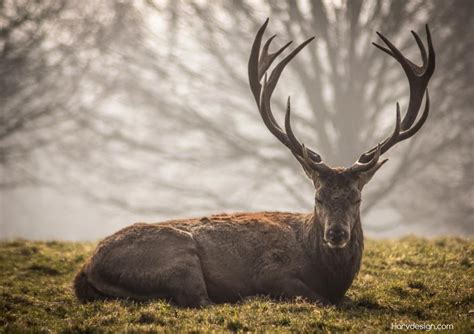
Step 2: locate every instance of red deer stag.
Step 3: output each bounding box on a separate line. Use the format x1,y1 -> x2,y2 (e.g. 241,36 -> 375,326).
74,19 -> 435,307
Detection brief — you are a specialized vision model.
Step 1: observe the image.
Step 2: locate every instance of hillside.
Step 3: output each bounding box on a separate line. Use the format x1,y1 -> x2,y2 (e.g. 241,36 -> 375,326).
0,238 -> 472,333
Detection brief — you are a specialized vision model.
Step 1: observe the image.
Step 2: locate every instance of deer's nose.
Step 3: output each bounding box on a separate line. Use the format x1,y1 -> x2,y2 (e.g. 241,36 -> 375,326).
327,228 -> 348,244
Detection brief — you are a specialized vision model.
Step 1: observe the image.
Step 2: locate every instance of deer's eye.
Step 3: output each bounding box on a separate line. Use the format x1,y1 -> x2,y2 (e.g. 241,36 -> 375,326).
353,199 -> 362,204
316,198 -> 324,205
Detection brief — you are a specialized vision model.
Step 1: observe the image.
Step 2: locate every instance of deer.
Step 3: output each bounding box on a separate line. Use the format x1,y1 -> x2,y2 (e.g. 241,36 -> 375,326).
74,19 -> 435,307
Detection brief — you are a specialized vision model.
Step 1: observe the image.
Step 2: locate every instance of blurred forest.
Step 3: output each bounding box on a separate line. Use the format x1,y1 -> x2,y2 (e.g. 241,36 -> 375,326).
1,0 -> 473,240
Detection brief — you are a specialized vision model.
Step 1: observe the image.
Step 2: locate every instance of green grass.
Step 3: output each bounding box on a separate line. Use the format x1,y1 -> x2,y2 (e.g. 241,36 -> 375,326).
0,237 -> 473,333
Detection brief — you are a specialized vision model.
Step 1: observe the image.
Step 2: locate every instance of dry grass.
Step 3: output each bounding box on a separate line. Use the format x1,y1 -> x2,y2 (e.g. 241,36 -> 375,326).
0,237 -> 473,333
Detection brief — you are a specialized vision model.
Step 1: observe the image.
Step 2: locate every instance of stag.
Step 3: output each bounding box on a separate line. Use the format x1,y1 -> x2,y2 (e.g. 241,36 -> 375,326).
74,19 -> 435,307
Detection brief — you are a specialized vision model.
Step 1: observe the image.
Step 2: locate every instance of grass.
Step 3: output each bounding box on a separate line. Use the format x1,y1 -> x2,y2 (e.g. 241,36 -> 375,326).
0,237 -> 473,333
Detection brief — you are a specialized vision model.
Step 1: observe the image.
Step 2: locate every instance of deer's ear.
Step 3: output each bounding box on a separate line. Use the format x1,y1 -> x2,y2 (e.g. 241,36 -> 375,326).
356,159 -> 388,188
300,165 -> 315,180
294,154 -> 317,180
311,173 -> 322,188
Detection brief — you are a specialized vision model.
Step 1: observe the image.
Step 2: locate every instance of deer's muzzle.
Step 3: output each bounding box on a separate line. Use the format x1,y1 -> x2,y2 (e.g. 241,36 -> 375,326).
324,226 -> 350,248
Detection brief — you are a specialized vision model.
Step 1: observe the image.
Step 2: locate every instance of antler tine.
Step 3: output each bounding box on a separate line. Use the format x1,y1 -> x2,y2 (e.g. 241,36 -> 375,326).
284,97 -> 305,156
425,25 -> 436,81
359,90 -> 430,164
284,97 -> 333,175
358,102 -> 401,162
356,26 -> 435,165
381,102 -> 402,151
349,144 -> 382,173
303,144 -> 333,174
249,19 -> 331,175
259,38 -> 294,136
248,18 -> 269,104
249,19 -> 293,103
398,90 -> 430,141
259,35 -> 293,80
374,31 -> 414,80
259,74 -> 288,144
264,36 -> 315,102
411,30 -> 427,68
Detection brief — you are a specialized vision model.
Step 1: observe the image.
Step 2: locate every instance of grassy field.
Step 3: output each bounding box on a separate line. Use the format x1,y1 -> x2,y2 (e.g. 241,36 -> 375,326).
0,237 -> 472,333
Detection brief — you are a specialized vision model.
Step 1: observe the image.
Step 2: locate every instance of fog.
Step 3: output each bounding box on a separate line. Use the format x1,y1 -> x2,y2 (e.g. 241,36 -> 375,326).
1,0 -> 473,241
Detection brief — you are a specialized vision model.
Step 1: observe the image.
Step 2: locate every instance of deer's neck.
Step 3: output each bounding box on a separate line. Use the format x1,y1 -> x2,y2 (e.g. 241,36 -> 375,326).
302,212 -> 364,302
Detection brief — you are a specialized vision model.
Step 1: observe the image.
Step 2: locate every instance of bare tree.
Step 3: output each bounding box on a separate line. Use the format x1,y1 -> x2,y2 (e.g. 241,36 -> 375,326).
0,1 -> 124,188
390,0 -> 474,232
2,0 -> 472,234
63,0 -> 470,229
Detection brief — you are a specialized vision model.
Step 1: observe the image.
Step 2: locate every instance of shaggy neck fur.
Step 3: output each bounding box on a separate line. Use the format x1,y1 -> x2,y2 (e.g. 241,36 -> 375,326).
302,212 -> 364,302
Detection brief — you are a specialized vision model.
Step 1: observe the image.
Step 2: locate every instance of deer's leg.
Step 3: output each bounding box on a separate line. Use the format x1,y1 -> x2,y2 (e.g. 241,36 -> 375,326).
263,277 -> 330,305
167,264 -> 212,308
149,229 -> 211,308
85,226 -> 211,307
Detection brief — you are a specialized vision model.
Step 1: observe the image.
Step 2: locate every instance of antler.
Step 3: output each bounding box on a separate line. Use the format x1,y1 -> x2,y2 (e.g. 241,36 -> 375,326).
249,20 -> 435,176
350,25 -> 435,171
248,18 -> 332,175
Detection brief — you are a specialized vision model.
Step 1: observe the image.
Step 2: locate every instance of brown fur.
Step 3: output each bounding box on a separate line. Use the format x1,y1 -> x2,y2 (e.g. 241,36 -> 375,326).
75,204 -> 365,306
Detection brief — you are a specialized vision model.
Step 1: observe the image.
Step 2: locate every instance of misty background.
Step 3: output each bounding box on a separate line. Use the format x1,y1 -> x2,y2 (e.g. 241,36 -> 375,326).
1,0 -> 473,241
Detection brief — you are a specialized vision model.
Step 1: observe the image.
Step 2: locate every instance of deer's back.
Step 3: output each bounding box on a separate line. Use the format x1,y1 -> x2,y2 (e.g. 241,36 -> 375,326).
95,211 -> 310,265
86,212 -> 311,301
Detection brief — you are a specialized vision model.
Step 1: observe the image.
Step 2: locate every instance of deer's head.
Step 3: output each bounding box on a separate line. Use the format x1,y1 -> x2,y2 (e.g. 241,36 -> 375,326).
248,19 -> 435,248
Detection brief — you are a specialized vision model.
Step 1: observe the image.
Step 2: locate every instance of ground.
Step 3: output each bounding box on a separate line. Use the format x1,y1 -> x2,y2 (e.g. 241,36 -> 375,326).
0,237 -> 472,333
